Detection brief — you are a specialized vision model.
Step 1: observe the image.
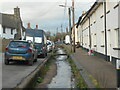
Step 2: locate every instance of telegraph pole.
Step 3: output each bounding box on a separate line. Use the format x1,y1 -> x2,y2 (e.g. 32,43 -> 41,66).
68,7 -> 72,52
56,27 -> 58,34
72,0 -> 75,53
61,24 -> 63,33
61,24 -> 63,41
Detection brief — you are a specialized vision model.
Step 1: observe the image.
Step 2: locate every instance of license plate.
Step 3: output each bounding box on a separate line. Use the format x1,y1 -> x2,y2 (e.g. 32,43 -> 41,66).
12,56 -> 23,59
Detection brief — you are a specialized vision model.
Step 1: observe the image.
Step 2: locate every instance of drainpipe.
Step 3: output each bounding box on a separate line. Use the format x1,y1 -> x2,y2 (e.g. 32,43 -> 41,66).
81,26 -> 83,47
104,0 -> 108,61
89,16 -> 92,49
117,1 -> 120,88
118,1 -> 120,69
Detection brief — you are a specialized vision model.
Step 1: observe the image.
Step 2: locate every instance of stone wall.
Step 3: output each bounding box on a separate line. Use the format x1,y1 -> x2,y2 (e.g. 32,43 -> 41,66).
2,38 -> 13,52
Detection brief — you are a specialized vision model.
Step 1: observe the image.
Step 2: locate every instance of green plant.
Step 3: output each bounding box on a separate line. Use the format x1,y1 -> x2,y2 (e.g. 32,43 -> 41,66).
67,57 -> 87,88
37,77 -> 43,83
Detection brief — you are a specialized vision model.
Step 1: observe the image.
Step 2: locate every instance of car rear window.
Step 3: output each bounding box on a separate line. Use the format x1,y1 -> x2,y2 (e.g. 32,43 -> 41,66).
47,41 -> 52,45
9,41 -> 29,48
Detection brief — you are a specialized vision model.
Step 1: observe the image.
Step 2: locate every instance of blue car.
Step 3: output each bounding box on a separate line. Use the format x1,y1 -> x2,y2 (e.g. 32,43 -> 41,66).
4,40 -> 38,66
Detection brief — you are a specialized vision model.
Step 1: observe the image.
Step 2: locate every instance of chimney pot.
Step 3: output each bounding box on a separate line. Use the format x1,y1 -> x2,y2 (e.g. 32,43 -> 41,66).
27,23 -> 30,28
36,25 -> 38,29
82,11 -> 85,15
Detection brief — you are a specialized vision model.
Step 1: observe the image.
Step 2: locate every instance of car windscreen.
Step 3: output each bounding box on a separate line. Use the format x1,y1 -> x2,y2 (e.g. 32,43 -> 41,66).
9,41 -> 29,48
35,37 -> 42,43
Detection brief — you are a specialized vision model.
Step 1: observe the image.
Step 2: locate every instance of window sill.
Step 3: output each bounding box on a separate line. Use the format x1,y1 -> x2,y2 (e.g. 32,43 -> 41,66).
94,45 -> 97,47
113,48 -> 120,50
101,45 -> 105,47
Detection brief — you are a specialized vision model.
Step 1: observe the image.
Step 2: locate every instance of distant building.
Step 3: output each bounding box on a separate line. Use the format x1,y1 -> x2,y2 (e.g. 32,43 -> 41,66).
0,7 -> 25,40
71,23 -> 79,45
77,0 -> 119,64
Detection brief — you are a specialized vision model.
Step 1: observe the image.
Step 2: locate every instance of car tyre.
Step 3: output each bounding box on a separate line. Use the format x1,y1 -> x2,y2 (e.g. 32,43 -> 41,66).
34,58 -> 37,62
42,53 -> 46,58
5,59 -> 9,65
46,53 -> 47,56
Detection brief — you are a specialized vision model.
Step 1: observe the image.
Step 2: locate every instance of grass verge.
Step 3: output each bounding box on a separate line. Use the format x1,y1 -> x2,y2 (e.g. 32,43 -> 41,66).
67,56 -> 88,88
60,44 -> 100,88
33,55 -> 54,88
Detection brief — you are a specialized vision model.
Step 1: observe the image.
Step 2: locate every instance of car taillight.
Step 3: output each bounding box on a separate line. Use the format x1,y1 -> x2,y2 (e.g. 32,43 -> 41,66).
42,47 -> 45,51
5,48 -> 8,51
27,48 -> 32,52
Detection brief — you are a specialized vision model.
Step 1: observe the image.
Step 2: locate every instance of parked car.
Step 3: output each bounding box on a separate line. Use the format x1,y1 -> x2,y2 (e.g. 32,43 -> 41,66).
47,40 -> 52,52
4,40 -> 38,66
26,29 -> 47,58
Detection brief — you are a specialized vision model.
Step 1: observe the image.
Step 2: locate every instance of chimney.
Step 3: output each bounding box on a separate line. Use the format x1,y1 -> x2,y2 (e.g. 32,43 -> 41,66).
27,23 -> 31,28
36,24 -> 38,29
82,11 -> 86,16
14,6 -> 20,19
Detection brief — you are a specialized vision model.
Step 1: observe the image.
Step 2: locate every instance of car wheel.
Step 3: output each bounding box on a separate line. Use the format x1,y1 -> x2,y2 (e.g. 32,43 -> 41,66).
5,59 -> 9,65
34,58 -> 37,62
46,53 -> 47,56
28,60 -> 33,66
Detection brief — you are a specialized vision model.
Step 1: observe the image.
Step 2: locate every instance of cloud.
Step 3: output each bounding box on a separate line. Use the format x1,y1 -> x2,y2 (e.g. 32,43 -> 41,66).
1,0 -> 96,34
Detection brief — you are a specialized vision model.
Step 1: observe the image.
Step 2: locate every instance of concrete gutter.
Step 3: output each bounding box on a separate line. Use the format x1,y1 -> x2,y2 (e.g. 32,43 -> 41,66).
14,55 -> 51,88
70,54 -> 96,88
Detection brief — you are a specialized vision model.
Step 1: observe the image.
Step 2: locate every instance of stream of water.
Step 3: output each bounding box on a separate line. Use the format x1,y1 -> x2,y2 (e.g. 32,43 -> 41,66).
48,48 -> 74,88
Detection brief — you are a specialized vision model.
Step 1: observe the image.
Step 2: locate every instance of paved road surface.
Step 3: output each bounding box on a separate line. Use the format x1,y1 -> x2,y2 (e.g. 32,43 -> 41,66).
2,54 -> 47,88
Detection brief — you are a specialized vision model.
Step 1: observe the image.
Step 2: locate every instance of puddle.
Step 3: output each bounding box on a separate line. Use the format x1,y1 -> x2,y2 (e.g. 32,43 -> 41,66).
48,48 -> 74,88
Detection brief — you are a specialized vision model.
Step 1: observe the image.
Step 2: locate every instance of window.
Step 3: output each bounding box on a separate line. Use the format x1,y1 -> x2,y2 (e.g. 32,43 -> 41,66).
9,41 -> 28,48
11,29 -> 13,35
106,10 -> 110,14
100,15 -> 104,18
3,27 -> 6,33
114,3 -> 119,9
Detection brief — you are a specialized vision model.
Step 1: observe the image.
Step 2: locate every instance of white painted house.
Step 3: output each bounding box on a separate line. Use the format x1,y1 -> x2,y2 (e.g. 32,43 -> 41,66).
0,7 -> 25,40
77,0 -> 120,64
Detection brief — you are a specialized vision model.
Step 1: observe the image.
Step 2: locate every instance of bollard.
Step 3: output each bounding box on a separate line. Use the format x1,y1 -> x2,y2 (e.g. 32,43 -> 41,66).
116,59 -> 120,88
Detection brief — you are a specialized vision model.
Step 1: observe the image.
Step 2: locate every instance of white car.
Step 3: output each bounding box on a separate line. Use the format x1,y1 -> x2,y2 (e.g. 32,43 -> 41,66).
47,40 -> 52,52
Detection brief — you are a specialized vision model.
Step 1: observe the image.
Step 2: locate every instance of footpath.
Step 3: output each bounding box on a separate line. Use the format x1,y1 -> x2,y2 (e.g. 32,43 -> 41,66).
71,48 -> 117,88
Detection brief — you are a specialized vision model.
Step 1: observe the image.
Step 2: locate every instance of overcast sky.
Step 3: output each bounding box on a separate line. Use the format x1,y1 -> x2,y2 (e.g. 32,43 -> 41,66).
1,0 -> 96,34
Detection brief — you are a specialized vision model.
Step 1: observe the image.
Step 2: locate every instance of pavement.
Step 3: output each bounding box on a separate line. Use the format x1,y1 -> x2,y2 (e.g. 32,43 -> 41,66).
71,48 -> 117,88
2,53 -> 48,88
